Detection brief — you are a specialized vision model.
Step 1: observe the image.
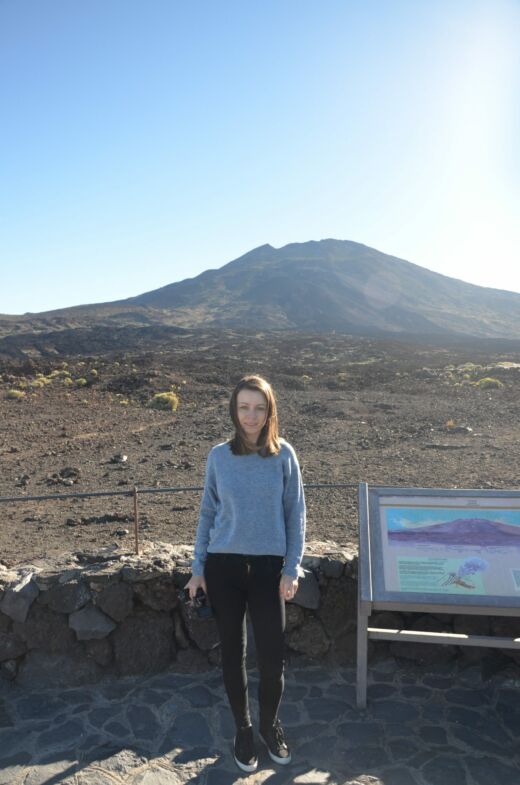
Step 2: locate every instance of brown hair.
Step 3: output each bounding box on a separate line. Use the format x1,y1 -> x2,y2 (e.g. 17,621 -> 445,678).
229,375 -> 280,457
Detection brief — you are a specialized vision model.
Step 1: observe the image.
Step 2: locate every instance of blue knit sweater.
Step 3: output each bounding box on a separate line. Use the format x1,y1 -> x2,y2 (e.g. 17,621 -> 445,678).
192,440 -> 306,578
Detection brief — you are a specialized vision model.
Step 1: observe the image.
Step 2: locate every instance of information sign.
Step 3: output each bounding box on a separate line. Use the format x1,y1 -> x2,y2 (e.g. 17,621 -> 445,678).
357,484 -> 520,708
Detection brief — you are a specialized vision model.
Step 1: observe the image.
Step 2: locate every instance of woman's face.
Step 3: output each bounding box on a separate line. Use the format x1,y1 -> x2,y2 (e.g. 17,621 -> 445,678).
236,388 -> 268,445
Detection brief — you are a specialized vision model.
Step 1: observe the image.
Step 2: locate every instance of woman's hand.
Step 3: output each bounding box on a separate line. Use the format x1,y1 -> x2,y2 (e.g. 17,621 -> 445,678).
185,574 -> 207,600
279,574 -> 298,601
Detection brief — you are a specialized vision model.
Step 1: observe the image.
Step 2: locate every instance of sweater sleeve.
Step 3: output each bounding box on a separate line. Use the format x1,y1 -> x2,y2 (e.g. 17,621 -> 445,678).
191,450 -> 218,577
282,444 -> 306,578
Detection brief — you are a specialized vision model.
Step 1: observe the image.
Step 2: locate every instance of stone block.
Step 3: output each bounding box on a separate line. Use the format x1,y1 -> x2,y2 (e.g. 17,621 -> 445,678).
42,581 -> 92,614
453,615 -> 491,636
318,575 -> 356,637
0,613 -> 11,633
319,557 -> 345,578
133,579 -> 179,612
0,659 -> 17,681
111,608 -> 175,675
13,605 -> 76,653
490,616 -> 520,638
96,582 -> 134,621
0,631 -> 26,662
285,603 -> 305,632
69,605 -> 116,640
286,616 -> 330,658
182,604 -> 219,651
173,610 -> 190,649
83,638 -> 113,667
0,573 -> 39,623
16,648 -> 103,688
292,569 -> 320,610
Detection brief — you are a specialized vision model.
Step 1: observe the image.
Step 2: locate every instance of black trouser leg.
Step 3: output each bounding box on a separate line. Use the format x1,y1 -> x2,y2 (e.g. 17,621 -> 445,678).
204,554 -> 285,732
205,555 -> 250,729
247,556 -> 285,730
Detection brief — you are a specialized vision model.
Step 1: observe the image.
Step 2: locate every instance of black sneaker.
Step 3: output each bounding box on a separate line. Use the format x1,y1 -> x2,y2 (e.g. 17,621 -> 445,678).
260,719 -> 292,765
234,725 -> 258,773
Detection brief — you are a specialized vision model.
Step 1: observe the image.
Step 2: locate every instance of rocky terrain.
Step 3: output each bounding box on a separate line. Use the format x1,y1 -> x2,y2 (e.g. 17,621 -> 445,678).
1,329 -> 520,568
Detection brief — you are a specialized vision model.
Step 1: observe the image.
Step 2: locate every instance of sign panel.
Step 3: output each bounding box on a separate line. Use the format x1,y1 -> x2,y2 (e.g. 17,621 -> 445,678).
363,486 -> 520,609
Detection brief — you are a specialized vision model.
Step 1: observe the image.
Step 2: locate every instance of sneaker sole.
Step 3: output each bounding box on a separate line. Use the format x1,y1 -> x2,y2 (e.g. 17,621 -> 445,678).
233,753 -> 258,773
259,734 -> 292,765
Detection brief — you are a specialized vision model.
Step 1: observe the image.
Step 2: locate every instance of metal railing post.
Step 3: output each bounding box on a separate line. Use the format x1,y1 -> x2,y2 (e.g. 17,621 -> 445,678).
133,485 -> 139,555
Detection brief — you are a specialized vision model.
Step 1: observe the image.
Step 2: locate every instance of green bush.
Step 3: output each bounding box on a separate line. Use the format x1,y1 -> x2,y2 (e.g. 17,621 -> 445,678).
76,378 -> 88,387
149,391 -> 180,411
473,377 -> 504,389
6,389 -> 26,400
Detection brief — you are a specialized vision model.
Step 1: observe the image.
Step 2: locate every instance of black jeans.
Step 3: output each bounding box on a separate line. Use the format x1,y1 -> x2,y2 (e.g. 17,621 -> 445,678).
205,553 -> 285,731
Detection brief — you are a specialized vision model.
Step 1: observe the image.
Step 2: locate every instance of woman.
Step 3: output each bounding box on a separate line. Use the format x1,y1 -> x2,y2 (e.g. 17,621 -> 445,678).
185,374 -> 306,773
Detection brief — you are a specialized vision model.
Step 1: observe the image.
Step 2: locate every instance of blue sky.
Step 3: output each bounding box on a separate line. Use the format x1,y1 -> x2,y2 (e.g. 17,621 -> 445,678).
1,0 -> 519,314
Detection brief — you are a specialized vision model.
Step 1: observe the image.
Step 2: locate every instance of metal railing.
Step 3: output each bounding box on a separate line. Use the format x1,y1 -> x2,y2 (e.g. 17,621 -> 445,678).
0,483 -> 357,555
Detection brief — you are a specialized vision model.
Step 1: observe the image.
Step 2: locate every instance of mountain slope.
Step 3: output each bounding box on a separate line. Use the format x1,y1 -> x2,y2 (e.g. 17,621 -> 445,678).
122,239 -> 520,338
2,239 -> 520,342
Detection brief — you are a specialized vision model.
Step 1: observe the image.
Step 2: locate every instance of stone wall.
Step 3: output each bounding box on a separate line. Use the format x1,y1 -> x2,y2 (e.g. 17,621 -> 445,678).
1,540 -> 519,688
0,540 -> 358,687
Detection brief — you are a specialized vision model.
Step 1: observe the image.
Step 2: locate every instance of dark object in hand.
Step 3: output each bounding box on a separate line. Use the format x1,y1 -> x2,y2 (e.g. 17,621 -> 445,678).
193,588 -> 213,619
178,587 -> 213,619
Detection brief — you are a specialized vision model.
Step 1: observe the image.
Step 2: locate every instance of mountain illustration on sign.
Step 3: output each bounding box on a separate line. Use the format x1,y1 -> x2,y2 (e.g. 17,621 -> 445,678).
388,518 -> 520,547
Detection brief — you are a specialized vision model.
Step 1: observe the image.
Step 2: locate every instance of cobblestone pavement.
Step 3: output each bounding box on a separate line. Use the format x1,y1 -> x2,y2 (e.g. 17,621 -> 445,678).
1,659 -> 519,785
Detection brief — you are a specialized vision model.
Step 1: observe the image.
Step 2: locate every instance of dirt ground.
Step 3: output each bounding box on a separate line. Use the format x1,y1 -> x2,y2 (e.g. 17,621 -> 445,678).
1,329 -> 520,567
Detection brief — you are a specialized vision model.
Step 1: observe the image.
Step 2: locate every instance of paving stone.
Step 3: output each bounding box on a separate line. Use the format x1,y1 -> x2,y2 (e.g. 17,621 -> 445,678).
369,699 -> 420,723
99,680 -> 136,700
464,754 -> 520,785
76,733 -> 104,754
421,754 -> 468,785
283,684 -> 308,701
387,738 -> 421,761
309,685 -> 323,698
336,721 -> 385,745
339,744 -> 391,770
420,702 -> 446,723
36,719 -> 85,749
136,687 -> 172,707
205,769 -> 240,785
158,710 -> 212,753
378,768 -> 419,785
126,703 -> 162,740
303,697 -> 351,721
0,699 -> 14,728
278,701 -> 301,724
179,685 -> 217,707
444,687 -> 488,707
324,682 -> 356,705
400,685 -> 431,700
88,705 -> 124,728
297,734 -> 341,764
105,720 -> 131,738
418,725 -> 447,745
422,676 -> 454,689
60,688 -> 95,704
450,725 -> 506,757
293,667 -> 330,683
16,693 -> 68,721
173,746 -> 217,763
366,683 -> 397,700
